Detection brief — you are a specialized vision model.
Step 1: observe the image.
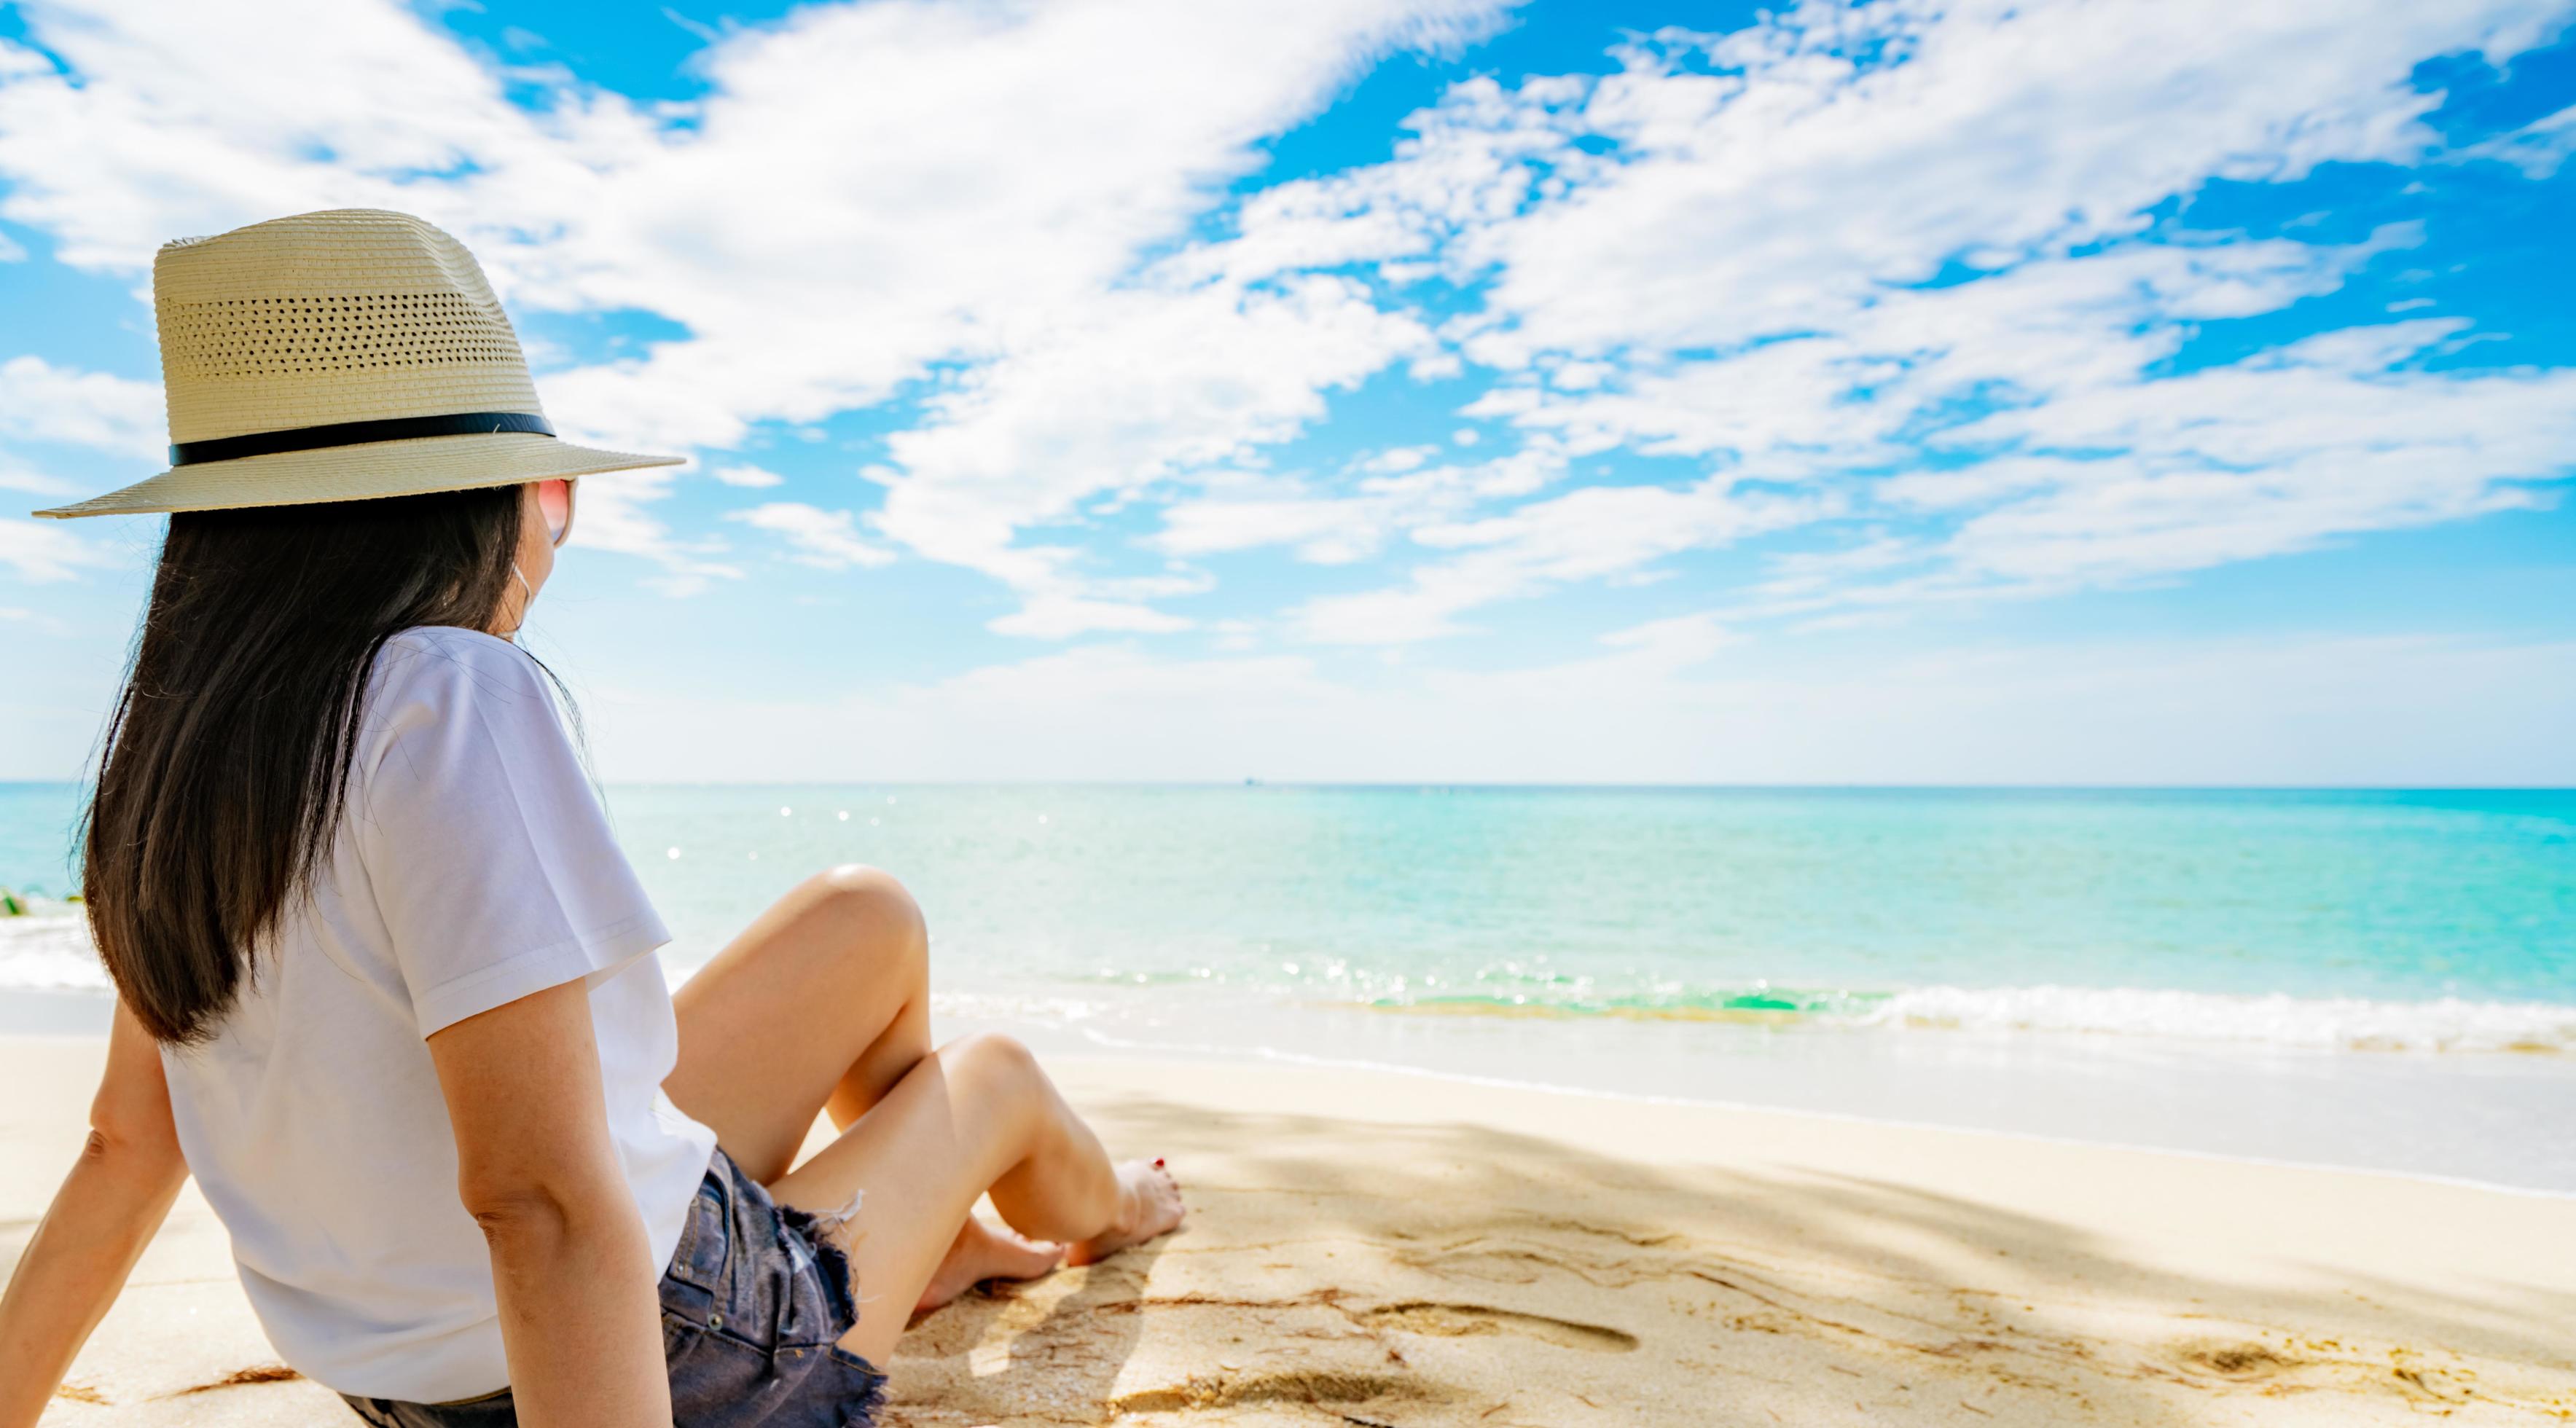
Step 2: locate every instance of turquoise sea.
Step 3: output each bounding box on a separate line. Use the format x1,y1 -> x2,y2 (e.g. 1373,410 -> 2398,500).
6,783 -> 2574,1188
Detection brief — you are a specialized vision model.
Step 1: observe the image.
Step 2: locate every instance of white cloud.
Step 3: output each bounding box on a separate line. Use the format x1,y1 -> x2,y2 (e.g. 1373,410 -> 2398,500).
1294,478 -> 1828,643
0,0 -> 1511,626
726,501 -> 893,569
0,356 -> 163,458
519,0 -> 1511,455
1478,236 -> 2388,463
2460,101 -> 2576,177
1,0 -> 2570,654
0,516 -> 112,581
566,465 -> 743,597
1154,447 -> 1562,566
584,629 -> 2576,786
867,271 -> 1436,630
1448,237 -> 2576,617
989,594 -> 1194,640
0,457 -> 79,498
1154,490 -> 1376,563
1436,1 -> 2559,366
1926,320 -> 2576,589
1201,0 -> 2576,637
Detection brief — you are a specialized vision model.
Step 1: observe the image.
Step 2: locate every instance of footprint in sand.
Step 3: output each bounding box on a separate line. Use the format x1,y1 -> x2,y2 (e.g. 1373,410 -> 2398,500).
2172,1340 -> 2298,1381
1111,1368 -> 1416,1413
1359,1300 -> 1640,1354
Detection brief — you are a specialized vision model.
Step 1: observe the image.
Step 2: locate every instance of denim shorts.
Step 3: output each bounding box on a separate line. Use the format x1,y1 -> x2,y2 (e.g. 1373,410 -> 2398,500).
342,1147 -> 887,1427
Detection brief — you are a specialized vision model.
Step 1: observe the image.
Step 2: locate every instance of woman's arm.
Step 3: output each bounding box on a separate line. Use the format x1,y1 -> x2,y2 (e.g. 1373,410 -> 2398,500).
426,978 -> 671,1427
0,1002 -> 189,1427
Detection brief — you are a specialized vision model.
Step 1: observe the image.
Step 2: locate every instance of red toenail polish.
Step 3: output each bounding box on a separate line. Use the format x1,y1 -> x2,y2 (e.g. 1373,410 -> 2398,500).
1154,1157 -> 1166,1168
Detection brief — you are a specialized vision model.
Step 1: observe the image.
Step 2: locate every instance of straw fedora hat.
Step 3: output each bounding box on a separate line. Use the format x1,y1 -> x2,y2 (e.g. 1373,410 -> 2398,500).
32,208 -> 679,519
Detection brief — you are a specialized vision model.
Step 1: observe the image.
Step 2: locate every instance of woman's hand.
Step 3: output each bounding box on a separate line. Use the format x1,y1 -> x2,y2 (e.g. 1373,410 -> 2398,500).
0,1001 -> 189,1427
427,978 -> 673,1427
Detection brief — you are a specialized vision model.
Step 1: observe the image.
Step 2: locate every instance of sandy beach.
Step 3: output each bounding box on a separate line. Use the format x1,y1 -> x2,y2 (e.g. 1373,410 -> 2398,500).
7,1034 -> 2575,1427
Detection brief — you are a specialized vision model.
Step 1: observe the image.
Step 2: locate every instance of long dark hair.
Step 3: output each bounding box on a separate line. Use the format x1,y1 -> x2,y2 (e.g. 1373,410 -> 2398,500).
81,485 -> 529,1044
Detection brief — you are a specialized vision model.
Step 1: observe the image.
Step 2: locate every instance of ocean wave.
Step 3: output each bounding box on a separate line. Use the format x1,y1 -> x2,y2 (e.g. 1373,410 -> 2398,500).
1855,984 -> 2576,1054
0,906 -> 105,992
1363,989 -> 1877,1025
12,913 -> 2573,1053
1366,983 -> 2576,1053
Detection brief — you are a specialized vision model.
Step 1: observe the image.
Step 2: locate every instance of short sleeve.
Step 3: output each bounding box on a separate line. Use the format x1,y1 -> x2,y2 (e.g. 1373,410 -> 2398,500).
353,629 -> 669,1038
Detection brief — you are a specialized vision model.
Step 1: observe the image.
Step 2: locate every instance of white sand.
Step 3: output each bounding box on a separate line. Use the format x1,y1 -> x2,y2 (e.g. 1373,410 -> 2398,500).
7,1035 -> 2574,1425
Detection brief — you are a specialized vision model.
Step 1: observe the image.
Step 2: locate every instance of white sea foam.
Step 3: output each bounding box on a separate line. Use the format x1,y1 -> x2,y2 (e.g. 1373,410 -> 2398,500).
12,911 -> 2573,1055
1857,984 -> 2576,1054
0,909 -> 106,992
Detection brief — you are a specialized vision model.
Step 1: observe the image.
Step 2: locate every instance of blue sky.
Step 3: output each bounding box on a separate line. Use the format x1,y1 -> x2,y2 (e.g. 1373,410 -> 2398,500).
2,0 -> 2573,783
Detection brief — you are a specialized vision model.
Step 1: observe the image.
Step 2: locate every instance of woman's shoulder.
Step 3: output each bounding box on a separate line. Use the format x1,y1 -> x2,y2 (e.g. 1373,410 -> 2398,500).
364,625 -> 561,739
378,621 -> 526,664
375,624 -> 545,689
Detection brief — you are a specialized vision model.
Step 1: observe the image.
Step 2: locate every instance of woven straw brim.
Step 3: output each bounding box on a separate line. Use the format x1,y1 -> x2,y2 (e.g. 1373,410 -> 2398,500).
31,433 -> 682,519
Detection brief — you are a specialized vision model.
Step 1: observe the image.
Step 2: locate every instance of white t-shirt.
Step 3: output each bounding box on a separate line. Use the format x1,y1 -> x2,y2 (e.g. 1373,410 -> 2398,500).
159,624 -> 718,1402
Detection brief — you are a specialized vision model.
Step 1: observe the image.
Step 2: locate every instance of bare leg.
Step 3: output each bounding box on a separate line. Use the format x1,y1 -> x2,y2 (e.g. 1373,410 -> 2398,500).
665,868 -> 1064,1310
666,866 -> 936,1183
665,866 -> 1173,1325
771,1031 -> 1185,1365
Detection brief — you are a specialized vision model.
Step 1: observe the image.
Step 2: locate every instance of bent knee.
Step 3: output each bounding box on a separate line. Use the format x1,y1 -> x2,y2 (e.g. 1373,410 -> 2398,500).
799,863 -> 926,948
944,1029 -> 1041,1084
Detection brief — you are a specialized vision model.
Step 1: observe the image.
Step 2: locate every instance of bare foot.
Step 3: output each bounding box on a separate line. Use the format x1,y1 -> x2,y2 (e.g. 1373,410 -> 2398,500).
1064,1158 -> 1184,1267
913,1216 -> 1065,1317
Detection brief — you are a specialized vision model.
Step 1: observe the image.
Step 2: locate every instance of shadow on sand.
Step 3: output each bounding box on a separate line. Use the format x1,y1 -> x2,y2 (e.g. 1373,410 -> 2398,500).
877,1094 -> 2576,1427
13,1086 -> 2575,1426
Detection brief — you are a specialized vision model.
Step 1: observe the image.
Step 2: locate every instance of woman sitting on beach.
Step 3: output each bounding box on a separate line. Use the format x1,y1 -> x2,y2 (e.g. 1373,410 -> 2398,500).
0,209 -> 1182,1427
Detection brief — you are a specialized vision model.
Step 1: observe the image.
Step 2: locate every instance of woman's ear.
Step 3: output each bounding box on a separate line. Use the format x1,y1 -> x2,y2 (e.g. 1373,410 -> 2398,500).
501,563 -> 536,640
496,482 -> 557,636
